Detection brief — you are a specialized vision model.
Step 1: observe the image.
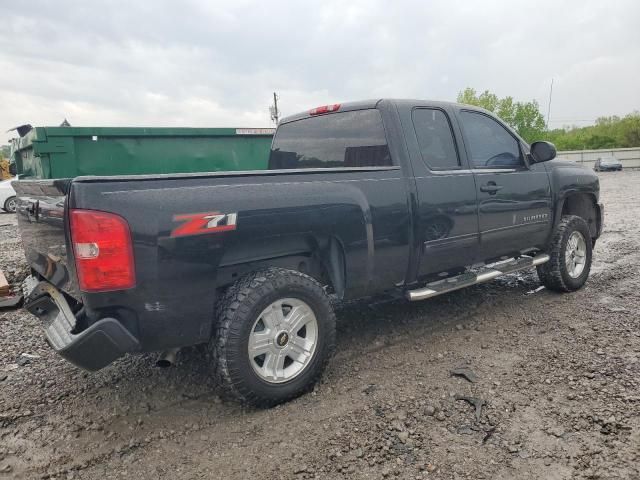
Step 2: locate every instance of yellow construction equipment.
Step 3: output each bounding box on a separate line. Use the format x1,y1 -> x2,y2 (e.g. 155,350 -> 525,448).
0,158 -> 12,180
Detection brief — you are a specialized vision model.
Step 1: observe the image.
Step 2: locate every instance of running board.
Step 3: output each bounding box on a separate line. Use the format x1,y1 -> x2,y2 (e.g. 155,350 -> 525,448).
406,254 -> 550,301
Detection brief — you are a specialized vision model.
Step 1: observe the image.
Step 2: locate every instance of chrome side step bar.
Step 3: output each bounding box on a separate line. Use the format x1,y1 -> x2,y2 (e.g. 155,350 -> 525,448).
406,253 -> 550,301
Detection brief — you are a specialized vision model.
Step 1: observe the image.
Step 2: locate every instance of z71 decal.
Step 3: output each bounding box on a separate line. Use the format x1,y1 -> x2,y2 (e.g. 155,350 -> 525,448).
171,212 -> 238,238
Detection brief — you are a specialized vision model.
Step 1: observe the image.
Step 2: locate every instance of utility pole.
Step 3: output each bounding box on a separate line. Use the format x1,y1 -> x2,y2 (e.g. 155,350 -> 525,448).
546,78 -> 554,130
269,92 -> 280,125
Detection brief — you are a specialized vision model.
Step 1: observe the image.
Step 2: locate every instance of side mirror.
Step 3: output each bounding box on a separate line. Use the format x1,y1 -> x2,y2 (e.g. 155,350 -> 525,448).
530,141 -> 556,163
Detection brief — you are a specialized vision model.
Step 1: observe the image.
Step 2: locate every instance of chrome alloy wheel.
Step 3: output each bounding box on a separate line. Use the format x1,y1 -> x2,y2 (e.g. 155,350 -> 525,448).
565,231 -> 587,278
248,298 -> 318,383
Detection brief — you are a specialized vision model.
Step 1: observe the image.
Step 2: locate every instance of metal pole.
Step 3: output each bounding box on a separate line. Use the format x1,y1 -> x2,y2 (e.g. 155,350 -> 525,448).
270,92 -> 279,125
546,78 -> 554,130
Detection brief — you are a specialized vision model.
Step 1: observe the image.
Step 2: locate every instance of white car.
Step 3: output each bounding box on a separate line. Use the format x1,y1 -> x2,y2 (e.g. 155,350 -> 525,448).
0,177 -> 17,213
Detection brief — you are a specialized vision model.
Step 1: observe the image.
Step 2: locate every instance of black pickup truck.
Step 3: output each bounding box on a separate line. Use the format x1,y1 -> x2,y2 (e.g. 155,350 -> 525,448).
14,99 -> 603,406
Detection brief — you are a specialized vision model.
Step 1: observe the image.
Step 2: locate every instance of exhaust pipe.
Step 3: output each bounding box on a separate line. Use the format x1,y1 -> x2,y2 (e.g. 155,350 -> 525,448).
156,348 -> 179,368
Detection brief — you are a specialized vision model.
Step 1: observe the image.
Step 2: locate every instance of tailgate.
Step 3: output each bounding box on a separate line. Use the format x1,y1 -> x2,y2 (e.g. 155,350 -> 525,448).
12,178 -> 80,298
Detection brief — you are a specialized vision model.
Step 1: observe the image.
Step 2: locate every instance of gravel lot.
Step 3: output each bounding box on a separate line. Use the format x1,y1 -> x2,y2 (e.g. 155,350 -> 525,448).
1,171 -> 639,480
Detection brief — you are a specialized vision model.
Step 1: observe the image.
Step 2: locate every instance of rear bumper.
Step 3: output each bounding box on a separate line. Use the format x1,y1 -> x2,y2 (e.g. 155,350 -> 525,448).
23,276 -> 140,371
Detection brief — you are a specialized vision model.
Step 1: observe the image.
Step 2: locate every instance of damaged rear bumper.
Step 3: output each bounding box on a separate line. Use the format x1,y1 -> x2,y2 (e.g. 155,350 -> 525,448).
23,276 -> 140,371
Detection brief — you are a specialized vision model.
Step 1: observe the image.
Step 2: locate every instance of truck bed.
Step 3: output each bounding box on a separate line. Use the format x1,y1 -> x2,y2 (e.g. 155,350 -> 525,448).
14,164 -> 410,356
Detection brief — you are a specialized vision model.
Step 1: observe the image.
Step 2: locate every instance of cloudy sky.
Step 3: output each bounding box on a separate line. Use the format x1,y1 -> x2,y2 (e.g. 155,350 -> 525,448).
1,0 -> 639,143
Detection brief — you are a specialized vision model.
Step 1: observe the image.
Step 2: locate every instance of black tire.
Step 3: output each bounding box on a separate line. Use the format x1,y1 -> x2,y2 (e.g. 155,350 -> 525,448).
211,268 -> 336,407
3,196 -> 16,213
537,215 -> 592,292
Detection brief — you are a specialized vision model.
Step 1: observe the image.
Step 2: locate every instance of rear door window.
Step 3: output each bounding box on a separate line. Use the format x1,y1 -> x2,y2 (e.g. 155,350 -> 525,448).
459,111 -> 523,168
269,109 -> 392,169
412,108 -> 460,170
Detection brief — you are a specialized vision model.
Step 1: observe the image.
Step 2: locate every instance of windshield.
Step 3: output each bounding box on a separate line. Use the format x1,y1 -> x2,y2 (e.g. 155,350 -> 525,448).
600,157 -> 619,164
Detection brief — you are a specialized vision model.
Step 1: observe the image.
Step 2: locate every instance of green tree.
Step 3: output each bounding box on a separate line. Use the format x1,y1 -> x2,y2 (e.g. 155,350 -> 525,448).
620,114 -> 640,146
459,88 -> 640,150
545,112 -> 640,150
456,88 -> 546,143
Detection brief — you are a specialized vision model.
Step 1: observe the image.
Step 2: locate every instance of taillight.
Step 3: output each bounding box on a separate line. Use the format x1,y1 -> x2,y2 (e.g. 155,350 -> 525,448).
309,103 -> 341,115
69,209 -> 136,292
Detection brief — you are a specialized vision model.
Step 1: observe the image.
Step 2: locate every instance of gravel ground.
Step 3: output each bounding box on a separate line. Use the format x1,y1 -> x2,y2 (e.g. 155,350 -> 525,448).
0,171 -> 639,480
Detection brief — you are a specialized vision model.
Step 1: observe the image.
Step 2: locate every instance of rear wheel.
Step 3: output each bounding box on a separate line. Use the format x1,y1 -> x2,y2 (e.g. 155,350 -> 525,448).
211,268 -> 336,407
537,215 -> 592,292
3,196 -> 16,213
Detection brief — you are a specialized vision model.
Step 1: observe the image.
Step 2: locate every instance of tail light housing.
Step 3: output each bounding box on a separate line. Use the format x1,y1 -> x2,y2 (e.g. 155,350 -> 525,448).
70,209 -> 136,292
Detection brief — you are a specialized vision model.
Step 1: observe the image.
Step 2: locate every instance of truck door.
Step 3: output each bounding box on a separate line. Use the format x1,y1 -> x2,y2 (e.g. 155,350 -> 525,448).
456,109 -> 552,261
403,106 -> 480,278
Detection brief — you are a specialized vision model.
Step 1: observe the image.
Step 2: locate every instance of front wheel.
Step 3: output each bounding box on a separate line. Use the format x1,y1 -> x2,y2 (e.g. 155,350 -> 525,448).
3,196 -> 16,213
211,268 -> 336,407
537,215 -> 593,292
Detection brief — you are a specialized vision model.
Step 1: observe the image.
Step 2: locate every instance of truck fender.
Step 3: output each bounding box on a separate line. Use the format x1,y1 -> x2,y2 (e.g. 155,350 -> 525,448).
553,192 -> 599,238
216,234 -> 347,298
324,236 -> 346,299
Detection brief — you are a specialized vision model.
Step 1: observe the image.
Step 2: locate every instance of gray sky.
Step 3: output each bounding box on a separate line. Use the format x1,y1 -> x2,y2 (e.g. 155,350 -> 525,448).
1,0 -> 639,144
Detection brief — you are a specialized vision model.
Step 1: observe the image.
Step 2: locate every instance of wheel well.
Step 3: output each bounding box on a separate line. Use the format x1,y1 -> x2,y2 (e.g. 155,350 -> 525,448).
216,236 -> 347,299
561,193 -> 598,238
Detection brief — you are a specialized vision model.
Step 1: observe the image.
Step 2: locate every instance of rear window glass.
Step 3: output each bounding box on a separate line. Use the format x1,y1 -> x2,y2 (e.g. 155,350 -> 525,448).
269,109 -> 392,169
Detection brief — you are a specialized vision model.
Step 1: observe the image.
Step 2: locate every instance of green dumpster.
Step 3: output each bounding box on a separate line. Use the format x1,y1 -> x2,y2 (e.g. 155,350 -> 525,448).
10,126 -> 274,179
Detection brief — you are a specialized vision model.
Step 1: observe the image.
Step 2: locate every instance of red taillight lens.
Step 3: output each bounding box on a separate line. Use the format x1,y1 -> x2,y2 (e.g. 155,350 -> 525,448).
70,209 -> 136,292
309,103 -> 341,115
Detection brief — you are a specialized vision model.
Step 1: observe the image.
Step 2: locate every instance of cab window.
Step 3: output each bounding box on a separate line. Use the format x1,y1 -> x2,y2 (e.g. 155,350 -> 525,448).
412,108 -> 460,170
459,111 -> 523,168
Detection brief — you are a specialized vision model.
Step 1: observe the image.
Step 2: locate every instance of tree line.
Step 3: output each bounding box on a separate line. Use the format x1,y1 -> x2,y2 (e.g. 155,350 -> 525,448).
546,114 -> 640,151
457,88 -> 640,151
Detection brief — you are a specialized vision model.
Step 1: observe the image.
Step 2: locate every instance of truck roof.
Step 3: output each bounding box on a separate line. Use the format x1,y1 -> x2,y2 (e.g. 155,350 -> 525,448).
280,99 -> 485,124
